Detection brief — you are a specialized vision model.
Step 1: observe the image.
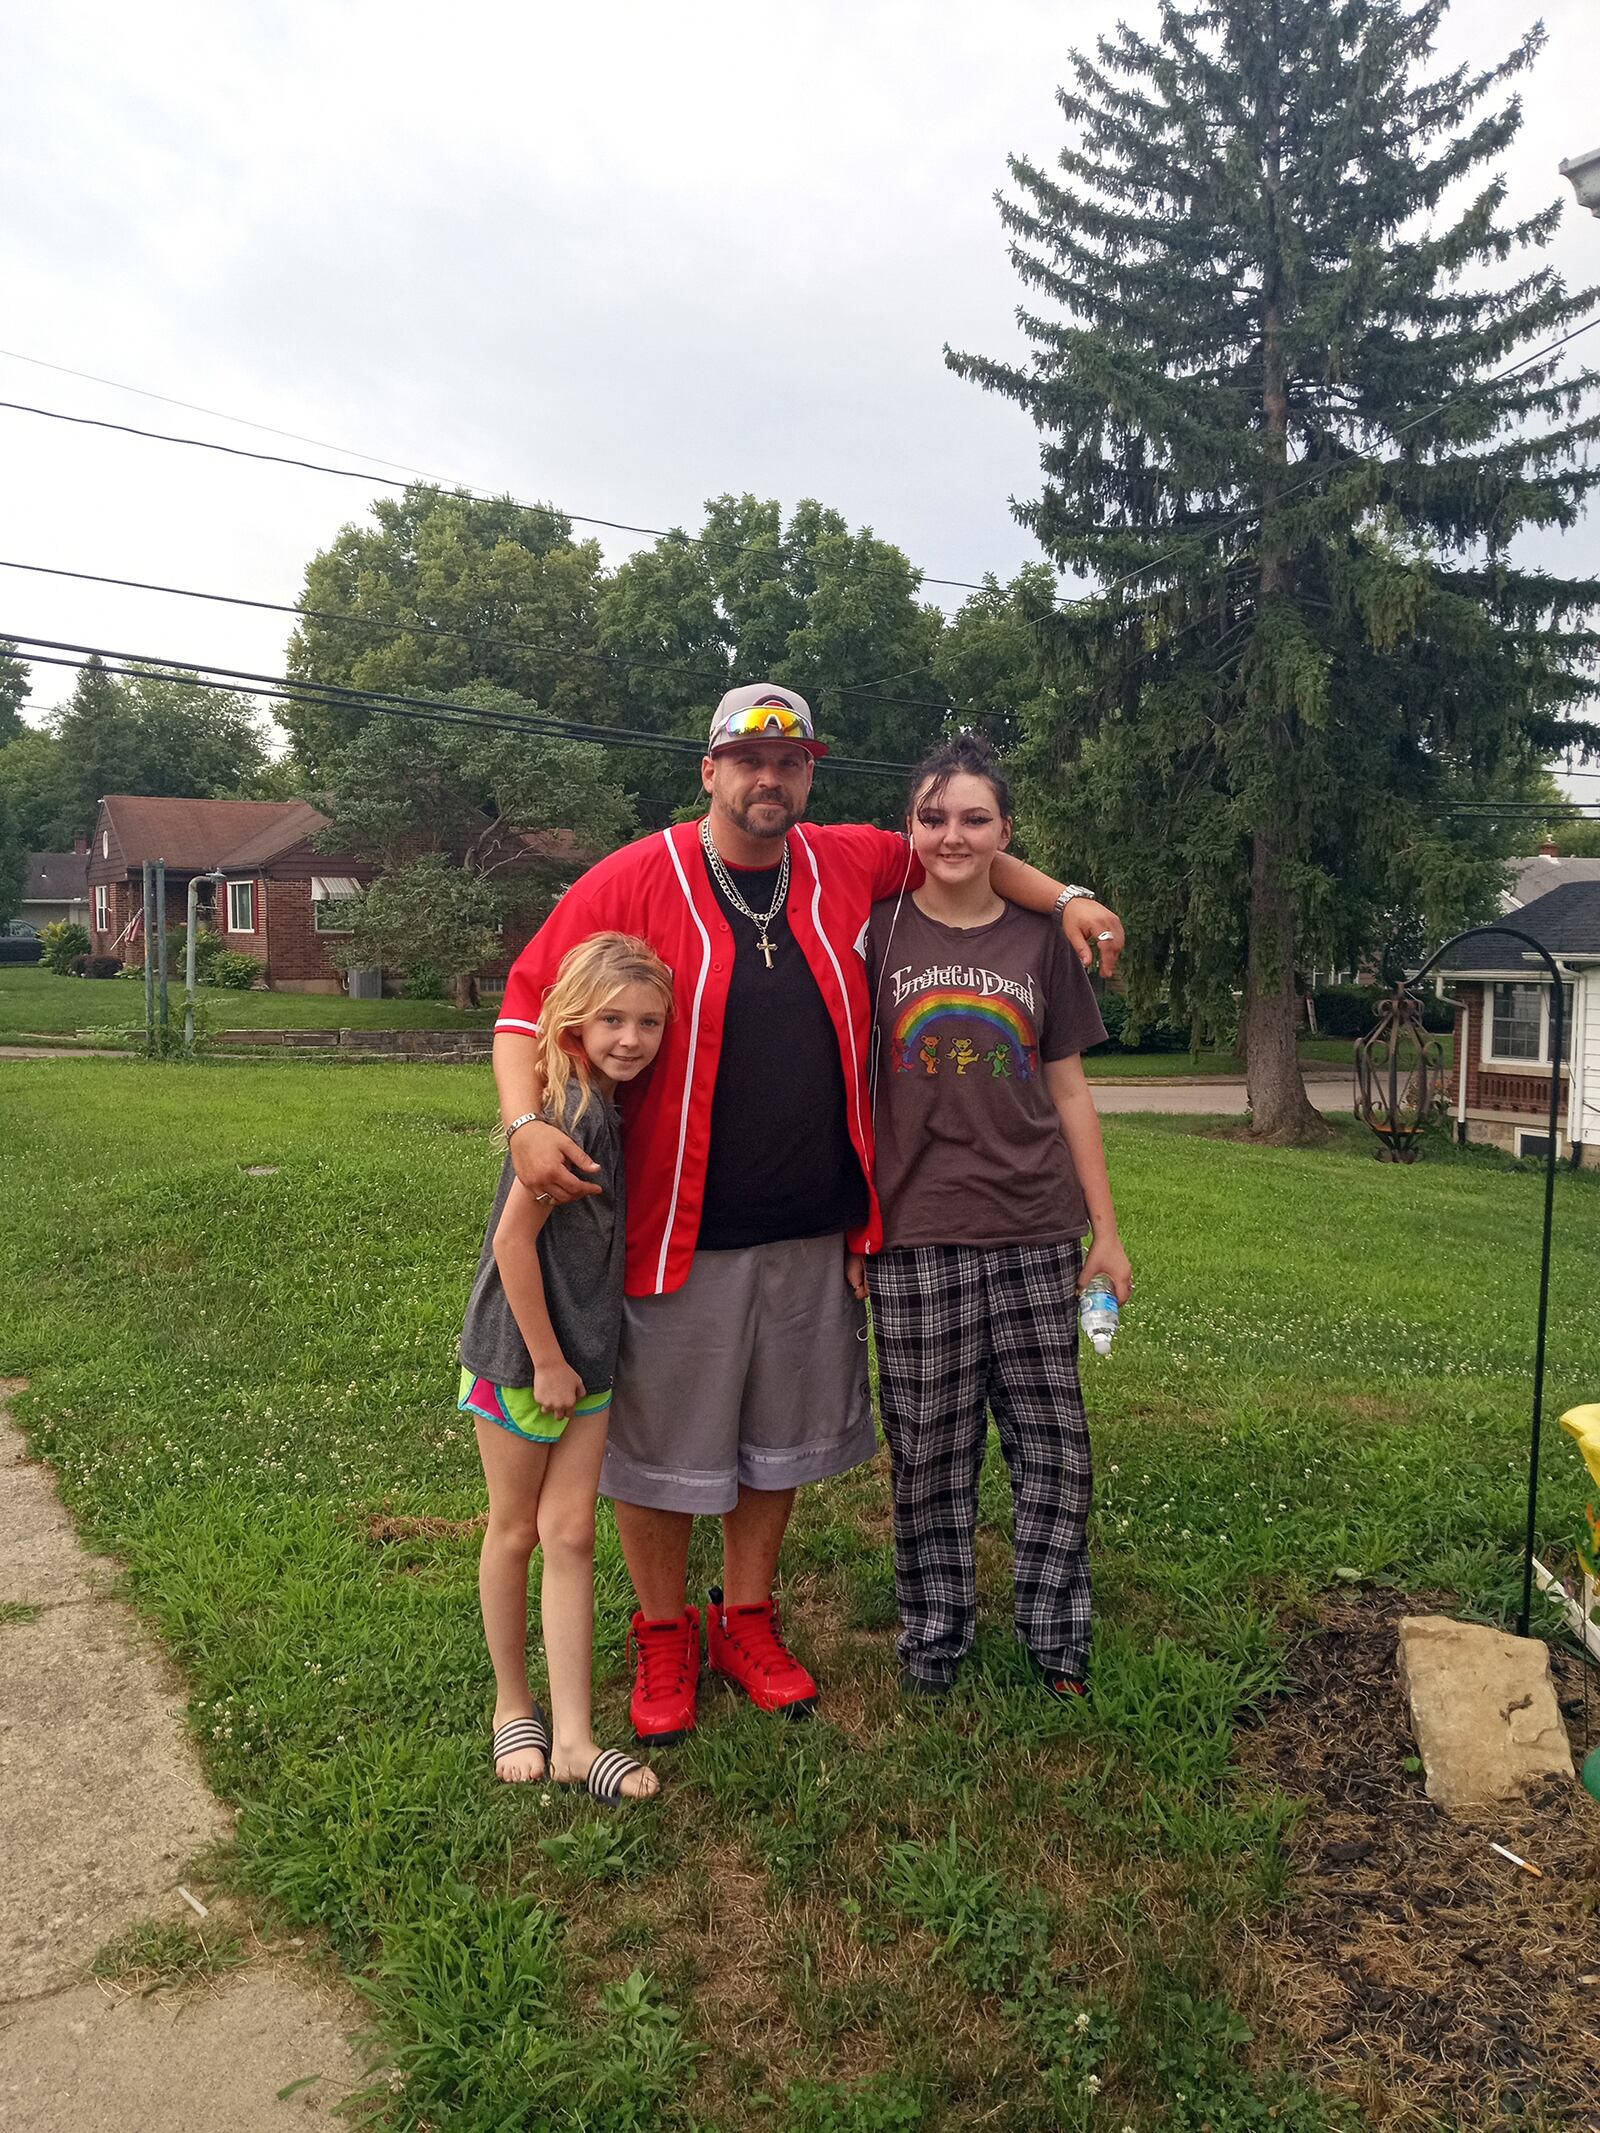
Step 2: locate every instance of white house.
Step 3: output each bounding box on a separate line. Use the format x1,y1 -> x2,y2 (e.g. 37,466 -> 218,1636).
1439,881 -> 1600,1165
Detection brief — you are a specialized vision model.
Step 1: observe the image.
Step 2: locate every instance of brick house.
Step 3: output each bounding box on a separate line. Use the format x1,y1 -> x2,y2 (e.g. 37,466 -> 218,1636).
87,795 -> 374,993
1438,880 -> 1600,1166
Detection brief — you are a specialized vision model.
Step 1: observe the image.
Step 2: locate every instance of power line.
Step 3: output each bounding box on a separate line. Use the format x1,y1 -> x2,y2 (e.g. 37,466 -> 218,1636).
0,557 -> 955,711
4,632 -> 912,778
0,393 -> 995,600
0,347 -> 459,484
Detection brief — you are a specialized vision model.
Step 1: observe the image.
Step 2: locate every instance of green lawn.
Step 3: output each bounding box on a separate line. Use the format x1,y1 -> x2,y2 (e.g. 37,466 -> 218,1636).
2,1062 -> 1592,2131
0,963 -> 496,1036
3,965 -> 1392,1077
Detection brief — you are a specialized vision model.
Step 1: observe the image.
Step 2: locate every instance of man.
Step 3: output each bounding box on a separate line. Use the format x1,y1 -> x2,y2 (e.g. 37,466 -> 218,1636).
492,683 -> 1123,1743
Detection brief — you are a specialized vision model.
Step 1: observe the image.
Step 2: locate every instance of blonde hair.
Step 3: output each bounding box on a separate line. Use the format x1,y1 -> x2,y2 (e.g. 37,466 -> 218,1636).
535,932 -> 674,1123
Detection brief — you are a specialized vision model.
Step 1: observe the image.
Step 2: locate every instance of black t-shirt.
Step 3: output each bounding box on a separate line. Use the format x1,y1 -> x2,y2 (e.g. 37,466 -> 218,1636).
696,850 -> 867,1251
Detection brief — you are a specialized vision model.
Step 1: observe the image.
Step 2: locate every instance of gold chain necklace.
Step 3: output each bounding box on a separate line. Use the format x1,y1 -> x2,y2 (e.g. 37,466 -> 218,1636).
699,817 -> 790,970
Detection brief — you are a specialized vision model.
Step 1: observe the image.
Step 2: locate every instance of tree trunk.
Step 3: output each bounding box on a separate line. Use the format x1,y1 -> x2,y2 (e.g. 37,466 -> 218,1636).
1245,44 -> 1326,1147
1244,829 -> 1328,1142
452,972 -> 480,1011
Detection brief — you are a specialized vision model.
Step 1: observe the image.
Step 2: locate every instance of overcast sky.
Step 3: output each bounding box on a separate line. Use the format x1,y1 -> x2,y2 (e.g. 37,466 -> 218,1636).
3,0 -> 1597,786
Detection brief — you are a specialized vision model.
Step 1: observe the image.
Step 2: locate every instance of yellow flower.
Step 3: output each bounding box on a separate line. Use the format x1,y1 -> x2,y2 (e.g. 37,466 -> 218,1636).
1559,1403 -> 1600,1491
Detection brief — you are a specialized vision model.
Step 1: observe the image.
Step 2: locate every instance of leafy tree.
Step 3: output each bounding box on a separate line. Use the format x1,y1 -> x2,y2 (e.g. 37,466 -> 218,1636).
597,495 -> 949,826
316,690 -> 636,1007
929,565 -> 1064,767
42,661 -> 271,841
329,858 -> 507,1011
0,731 -> 71,851
1543,815 -> 1600,858
285,486 -> 614,772
949,0 -> 1600,1140
0,642 -> 30,748
0,780 -> 24,926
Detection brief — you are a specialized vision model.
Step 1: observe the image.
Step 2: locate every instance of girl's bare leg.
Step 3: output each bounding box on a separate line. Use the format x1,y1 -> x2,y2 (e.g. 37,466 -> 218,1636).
539,1411 -> 659,1800
475,1417 -> 550,1780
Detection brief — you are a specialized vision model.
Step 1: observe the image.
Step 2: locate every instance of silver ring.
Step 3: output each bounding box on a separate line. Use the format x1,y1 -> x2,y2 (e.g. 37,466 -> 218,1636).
1096,931 -> 1115,941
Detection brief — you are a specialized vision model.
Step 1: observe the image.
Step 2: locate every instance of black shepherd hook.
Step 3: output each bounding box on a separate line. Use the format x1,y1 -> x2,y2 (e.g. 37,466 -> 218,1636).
1400,926 -> 1567,1639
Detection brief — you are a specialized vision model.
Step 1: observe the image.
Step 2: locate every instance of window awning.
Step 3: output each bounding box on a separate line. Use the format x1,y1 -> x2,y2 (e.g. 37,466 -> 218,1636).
312,875 -> 361,900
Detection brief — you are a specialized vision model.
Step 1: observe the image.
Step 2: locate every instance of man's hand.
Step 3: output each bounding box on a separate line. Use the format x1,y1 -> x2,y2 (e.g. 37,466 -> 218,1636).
508,1119 -> 603,1203
1062,898 -> 1124,979
844,1250 -> 868,1302
1079,1233 -> 1133,1307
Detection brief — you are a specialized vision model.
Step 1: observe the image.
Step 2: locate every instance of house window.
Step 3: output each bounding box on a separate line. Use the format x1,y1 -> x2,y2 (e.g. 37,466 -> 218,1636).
94,884 -> 108,931
311,874 -> 360,933
1487,981 -> 1571,1065
227,880 -> 255,933
1490,983 -> 1542,1060
101,830 -> 109,859
1517,1131 -> 1555,1161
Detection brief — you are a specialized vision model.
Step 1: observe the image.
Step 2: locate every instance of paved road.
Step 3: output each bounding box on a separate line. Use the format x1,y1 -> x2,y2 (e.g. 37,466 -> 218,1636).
1091,1069 -> 1350,1114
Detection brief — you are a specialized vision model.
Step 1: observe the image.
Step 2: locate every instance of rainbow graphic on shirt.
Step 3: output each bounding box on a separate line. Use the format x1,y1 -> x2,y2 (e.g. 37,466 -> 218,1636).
892,989 -> 1039,1079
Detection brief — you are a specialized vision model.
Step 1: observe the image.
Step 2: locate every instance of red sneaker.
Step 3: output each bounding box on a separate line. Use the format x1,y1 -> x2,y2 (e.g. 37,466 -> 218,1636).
627,1605 -> 701,1745
706,1587 -> 818,1718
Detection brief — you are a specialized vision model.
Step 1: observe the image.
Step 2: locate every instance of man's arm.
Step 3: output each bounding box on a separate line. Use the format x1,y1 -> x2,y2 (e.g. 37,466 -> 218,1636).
492,1035 -> 602,1204
990,852 -> 1124,978
1043,1053 -> 1132,1304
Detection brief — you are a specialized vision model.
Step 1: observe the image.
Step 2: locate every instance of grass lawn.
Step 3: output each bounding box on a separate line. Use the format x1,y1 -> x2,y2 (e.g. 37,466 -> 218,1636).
3,965 -> 1397,1079
3,1061 -> 1594,2131
0,963 -> 496,1037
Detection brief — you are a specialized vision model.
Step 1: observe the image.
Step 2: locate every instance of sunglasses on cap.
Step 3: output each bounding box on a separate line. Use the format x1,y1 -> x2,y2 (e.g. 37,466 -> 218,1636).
720,705 -> 809,739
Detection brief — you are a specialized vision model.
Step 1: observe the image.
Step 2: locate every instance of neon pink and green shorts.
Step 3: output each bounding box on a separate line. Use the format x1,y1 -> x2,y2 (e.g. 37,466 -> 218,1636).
457,1368 -> 611,1445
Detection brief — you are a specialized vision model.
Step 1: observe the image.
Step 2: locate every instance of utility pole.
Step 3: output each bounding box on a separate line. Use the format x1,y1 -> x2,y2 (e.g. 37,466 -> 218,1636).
141,861 -> 156,1047
155,857 -> 170,1041
184,868 -> 224,1049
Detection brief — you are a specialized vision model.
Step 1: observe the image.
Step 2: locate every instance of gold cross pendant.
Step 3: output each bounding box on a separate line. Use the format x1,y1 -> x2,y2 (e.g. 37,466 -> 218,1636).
757,932 -> 776,970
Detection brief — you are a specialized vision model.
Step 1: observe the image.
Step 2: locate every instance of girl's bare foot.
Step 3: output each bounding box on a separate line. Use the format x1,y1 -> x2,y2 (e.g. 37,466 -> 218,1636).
552,1738 -> 660,1801
492,1704 -> 549,1782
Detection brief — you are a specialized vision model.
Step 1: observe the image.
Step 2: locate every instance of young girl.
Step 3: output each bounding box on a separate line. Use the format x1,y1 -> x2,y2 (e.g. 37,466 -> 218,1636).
858,736 -> 1132,1700
459,932 -> 673,1798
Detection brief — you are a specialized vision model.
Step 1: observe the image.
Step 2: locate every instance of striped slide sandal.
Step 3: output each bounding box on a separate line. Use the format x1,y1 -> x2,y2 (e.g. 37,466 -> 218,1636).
491,1707 -> 551,1782
561,1747 -> 659,1802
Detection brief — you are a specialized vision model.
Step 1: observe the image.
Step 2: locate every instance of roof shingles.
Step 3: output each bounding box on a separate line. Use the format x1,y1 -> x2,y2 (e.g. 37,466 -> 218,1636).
1438,881 -> 1600,973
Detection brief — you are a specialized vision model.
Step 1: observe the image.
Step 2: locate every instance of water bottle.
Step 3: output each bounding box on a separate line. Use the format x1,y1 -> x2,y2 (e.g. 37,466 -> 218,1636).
1079,1275 -> 1120,1358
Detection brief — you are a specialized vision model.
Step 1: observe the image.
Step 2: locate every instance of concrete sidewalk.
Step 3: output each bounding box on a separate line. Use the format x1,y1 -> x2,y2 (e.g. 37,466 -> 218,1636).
0,1385 -> 370,2131
1091,1066 -> 1350,1114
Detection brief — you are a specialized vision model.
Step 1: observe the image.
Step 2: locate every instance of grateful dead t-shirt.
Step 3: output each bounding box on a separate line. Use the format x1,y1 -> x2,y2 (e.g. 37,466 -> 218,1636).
865,897 -> 1107,1249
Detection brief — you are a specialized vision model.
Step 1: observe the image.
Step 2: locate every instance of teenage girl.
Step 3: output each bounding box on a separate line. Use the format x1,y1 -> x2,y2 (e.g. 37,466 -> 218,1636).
855,736 -> 1133,1699
459,932 -> 673,1799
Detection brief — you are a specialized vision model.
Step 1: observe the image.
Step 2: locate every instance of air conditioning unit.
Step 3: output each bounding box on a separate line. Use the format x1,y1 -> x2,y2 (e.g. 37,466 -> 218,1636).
345,968 -> 384,1000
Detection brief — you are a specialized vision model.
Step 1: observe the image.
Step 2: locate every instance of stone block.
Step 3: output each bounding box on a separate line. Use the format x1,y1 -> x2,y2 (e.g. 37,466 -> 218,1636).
1398,1613 -> 1574,1814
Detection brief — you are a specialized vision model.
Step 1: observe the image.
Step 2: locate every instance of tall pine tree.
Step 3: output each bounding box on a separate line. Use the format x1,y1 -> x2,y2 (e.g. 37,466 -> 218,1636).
949,0 -> 1600,1139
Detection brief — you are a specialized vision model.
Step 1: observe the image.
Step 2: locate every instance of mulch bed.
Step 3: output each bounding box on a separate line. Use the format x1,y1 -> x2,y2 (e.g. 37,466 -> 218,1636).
1241,1589 -> 1600,2128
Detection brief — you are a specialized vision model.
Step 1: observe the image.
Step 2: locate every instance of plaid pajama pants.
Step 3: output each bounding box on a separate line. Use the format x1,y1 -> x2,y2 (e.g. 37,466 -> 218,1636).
869,1239 -> 1093,1686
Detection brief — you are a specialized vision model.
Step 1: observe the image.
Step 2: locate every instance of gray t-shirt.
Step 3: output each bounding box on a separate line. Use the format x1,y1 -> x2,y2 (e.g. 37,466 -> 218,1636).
867,898 -> 1107,1249
458,1082 -> 626,1394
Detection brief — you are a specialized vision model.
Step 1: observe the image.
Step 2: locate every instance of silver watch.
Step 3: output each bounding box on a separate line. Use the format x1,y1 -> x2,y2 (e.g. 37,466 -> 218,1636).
1052,884 -> 1096,918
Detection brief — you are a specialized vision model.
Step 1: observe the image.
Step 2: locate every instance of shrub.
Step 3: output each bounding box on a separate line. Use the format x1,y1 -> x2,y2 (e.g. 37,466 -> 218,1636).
208,950 -> 264,991
1312,983 -> 1452,1037
1093,991 -> 1197,1053
0,936 -> 43,964
168,924 -> 223,981
401,962 -> 445,1000
69,954 -> 123,979
40,921 -> 90,974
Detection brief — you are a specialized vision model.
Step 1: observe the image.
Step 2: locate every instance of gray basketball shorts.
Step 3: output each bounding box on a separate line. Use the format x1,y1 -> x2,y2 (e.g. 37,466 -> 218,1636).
599,1232 -> 877,1515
